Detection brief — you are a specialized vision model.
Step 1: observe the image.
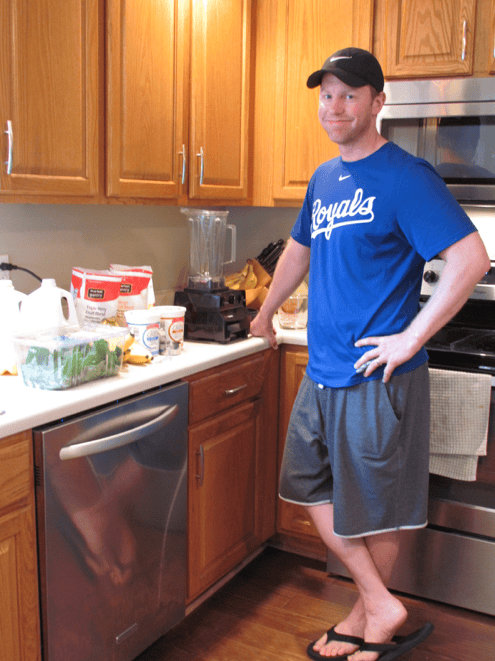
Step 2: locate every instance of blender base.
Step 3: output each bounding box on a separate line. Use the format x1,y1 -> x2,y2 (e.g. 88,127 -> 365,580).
174,288 -> 250,343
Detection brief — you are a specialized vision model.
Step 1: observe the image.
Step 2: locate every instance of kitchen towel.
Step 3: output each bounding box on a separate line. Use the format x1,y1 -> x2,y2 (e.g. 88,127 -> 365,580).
429,368 -> 492,481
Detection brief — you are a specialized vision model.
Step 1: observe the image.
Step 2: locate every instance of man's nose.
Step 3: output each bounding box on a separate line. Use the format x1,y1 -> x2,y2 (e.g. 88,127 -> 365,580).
327,98 -> 344,114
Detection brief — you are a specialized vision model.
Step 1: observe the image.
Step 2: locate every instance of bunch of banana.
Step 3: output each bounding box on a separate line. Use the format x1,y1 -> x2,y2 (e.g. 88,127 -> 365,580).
123,334 -> 153,364
225,261 -> 258,290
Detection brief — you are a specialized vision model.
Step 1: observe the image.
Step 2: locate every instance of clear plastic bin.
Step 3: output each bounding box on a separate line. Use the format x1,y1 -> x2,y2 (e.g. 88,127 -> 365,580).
12,325 -> 127,390
278,294 -> 308,330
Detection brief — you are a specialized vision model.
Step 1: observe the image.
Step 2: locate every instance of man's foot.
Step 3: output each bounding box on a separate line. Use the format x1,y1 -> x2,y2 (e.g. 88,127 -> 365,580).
310,622 -> 364,659
347,595 -> 407,661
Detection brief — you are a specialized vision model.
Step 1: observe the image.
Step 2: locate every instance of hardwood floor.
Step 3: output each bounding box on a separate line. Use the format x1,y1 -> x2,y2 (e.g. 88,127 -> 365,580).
136,546 -> 495,660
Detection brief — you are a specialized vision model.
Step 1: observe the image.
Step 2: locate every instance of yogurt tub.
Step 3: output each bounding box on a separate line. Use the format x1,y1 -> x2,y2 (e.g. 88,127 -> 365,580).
154,306 -> 186,356
124,309 -> 161,356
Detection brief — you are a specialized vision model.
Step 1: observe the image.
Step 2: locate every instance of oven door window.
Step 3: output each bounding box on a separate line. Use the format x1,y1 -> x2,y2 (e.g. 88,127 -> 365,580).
381,116 -> 495,184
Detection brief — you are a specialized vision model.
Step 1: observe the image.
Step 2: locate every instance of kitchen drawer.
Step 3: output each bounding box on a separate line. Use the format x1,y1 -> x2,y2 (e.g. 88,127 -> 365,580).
0,431 -> 32,512
188,351 -> 270,425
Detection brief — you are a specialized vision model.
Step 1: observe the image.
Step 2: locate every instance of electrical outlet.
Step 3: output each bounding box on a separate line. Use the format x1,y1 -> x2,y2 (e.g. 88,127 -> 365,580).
0,254 -> 9,280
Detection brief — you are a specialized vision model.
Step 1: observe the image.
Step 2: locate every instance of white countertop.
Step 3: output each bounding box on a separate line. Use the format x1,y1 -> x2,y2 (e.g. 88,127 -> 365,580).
0,326 -> 308,438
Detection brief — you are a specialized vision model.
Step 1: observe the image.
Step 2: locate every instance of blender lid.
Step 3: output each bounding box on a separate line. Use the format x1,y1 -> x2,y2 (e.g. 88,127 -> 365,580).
180,207 -> 229,217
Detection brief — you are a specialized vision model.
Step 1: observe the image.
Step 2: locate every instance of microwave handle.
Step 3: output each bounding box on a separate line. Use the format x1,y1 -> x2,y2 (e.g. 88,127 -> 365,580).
59,404 -> 179,460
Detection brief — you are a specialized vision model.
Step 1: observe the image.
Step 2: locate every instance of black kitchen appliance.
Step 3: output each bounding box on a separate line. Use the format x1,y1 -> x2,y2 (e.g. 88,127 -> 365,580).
174,208 -> 250,343
174,285 -> 249,343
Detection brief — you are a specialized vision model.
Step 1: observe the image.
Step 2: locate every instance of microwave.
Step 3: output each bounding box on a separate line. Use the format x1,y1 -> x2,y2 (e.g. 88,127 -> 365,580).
378,77 -> 495,204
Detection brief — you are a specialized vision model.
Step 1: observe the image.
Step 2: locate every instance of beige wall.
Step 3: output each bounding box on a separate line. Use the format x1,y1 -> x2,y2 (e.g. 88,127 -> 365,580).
0,203 -> 299,296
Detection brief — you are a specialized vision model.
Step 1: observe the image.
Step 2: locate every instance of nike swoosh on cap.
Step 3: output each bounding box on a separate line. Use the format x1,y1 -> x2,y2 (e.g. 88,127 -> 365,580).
330,56 -> 352,62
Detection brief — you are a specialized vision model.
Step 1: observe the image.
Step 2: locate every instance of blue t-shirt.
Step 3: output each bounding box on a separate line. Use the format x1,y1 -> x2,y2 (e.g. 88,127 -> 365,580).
291,142 -> 477,388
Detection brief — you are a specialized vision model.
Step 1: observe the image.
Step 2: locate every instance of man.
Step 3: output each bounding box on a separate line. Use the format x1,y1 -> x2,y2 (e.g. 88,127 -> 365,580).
250,47 -> 490,661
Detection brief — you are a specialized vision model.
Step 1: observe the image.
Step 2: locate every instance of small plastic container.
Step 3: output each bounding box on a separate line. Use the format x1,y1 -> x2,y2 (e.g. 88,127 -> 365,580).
154,306 -> 186,356
278,294 -> 308,330
12,325 -> 127,390
124,309 -> 161,356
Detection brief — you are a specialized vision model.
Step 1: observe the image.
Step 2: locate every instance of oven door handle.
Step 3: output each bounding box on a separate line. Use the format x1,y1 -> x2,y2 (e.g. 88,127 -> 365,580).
59,404 -> 179,460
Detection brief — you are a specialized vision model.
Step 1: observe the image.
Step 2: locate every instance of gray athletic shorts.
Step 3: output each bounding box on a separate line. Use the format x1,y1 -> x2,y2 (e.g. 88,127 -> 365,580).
279,364 -> 430,538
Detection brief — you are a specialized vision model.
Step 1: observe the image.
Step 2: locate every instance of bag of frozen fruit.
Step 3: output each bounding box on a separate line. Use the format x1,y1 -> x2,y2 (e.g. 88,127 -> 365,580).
71,268 -> 122,326
109,264 -> 154,326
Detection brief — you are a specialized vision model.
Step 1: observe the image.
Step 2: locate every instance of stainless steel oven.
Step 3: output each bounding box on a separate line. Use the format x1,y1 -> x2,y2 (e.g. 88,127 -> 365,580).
327,249 -> 495,615
378,77 -> 495,204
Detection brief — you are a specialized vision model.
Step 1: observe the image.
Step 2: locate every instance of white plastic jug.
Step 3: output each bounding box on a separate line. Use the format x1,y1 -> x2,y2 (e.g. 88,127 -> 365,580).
0,280 -> 27,374
18,279 -> 80,335
0,280 -> 27,333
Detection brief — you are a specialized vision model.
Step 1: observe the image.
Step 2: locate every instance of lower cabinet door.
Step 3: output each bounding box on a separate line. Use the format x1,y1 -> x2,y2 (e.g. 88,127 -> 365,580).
0,505 -> 41,661
187,399 -> 261,601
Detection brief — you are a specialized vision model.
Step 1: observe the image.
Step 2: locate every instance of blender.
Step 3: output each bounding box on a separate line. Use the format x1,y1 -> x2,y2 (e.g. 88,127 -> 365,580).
174,208 -> 250,342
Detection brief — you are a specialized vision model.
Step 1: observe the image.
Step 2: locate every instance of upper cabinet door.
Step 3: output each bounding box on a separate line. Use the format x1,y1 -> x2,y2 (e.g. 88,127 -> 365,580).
376,0 -> 477,78
188,0 -> 251,201
0,0 -> 99,197
269,0 -> 374,203
106,0 -> 187,199
490,0 -> 495,73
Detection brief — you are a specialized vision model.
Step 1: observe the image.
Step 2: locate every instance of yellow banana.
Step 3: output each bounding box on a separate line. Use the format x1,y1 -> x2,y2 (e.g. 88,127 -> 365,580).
124,338 -> 153,364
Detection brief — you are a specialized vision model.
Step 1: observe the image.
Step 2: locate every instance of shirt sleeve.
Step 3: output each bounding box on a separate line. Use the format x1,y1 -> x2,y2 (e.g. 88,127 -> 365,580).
396,160 -> 477,261
290,172 -> 316,247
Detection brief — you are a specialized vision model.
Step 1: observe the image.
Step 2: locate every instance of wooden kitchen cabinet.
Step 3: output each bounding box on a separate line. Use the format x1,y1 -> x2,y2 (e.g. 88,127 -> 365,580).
0,0 -> 100,200
0,431 -> 41,661
275,345 -> 327,561
107,0 -> 252,203
373,0 -> 477,78
489,0 -> 495,72
253,0 -> 374,206
185,349 -> 279,602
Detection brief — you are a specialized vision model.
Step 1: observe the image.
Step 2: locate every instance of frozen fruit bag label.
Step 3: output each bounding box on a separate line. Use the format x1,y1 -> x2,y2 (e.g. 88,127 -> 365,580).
110,264 -> 155,308
70,268 -> 122,326
110,269 -> 153,325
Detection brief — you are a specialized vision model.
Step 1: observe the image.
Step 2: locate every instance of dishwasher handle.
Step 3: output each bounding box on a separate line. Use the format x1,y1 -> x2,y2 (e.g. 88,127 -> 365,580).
59,404 -> 179,460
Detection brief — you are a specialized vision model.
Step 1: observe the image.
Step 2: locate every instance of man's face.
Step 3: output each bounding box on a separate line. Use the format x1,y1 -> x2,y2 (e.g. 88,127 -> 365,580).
318,74 -> 385,147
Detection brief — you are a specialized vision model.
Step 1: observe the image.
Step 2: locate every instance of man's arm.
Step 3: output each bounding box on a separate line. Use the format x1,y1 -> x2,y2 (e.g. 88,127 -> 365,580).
355,231 -> 491,382
250,238 -> 310,349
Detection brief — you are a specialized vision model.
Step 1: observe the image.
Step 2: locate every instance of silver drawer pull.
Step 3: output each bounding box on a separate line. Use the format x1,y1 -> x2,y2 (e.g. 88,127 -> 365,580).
179,144 -> 186,184
196,445 -> 204,487
461,20 -> 467,61
197,146 -> 204,185
5,120 -> 13,175
224,384 -> 248,396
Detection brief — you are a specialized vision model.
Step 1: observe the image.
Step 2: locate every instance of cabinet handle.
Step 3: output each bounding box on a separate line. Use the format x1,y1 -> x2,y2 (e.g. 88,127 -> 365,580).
179,144 -> 186,185
4,120 -> 13,175
224,384 -> 248,396
461,20 -> 467,61
197,146 -> 204,185
196,445 -> 204,487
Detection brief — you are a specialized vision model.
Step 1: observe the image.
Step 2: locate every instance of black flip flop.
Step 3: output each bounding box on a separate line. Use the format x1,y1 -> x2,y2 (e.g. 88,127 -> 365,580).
306,625 -> 364,661
358,622 -> 434,660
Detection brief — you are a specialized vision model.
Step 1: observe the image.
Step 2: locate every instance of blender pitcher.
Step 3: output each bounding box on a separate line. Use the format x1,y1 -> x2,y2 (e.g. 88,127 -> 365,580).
181,208 -> 236,290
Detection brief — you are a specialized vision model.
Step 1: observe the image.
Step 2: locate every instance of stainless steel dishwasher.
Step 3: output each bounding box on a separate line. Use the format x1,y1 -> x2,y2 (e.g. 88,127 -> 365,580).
33,380 -> 188,661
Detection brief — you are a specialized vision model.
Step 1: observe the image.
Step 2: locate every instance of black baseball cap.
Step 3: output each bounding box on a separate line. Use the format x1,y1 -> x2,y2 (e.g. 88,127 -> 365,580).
307,47 -> 384,92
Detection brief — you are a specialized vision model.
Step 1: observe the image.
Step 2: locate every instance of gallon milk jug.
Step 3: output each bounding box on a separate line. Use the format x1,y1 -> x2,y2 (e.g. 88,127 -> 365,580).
18,278 -> 79,335
0,280 -> 27,374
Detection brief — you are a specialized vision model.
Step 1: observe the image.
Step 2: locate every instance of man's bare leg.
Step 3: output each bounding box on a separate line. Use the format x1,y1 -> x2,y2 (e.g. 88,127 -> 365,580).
307,503 -> 407,660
